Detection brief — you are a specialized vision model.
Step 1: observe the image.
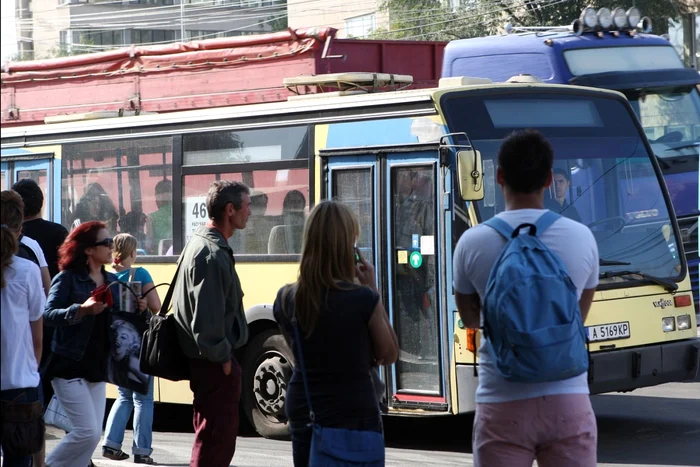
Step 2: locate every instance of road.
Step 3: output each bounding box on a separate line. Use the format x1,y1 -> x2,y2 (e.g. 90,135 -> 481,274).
44,379 -> 700,467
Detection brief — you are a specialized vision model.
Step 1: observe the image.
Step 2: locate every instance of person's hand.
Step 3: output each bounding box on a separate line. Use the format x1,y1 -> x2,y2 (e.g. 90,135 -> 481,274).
137,297 -> 148,312
355,251 -> 378,292
222,360 -> 232,376
79,297 -> 107,319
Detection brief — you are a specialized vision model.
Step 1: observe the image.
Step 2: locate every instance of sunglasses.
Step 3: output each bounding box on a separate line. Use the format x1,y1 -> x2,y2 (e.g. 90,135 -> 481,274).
92,238 -> 114,248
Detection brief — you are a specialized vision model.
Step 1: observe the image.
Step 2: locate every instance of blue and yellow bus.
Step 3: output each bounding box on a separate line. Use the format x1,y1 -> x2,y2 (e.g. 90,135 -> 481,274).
442,7 -> 700,323
2,73 -> 698,438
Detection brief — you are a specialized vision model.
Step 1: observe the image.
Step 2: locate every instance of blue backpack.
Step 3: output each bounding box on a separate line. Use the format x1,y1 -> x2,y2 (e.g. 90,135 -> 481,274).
482,211 -> 588,383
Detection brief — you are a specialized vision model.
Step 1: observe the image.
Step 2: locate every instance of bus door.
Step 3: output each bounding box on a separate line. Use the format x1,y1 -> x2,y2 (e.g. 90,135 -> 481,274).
0,153 -> 57,222
325,150 -> 448,411
385,154 -> 446,409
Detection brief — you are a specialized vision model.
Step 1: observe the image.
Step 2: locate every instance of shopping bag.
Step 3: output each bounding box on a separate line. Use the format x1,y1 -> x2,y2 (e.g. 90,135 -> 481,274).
44,395 -> 73,433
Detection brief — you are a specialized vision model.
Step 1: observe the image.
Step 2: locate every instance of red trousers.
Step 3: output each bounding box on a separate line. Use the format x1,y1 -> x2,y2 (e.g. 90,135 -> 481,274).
188,356 -> 242,467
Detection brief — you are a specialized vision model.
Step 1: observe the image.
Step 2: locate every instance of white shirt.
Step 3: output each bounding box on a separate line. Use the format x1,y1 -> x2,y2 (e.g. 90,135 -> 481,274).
20,235 -> 48,268
453,209 -> 599,403
1,256 -> 46,391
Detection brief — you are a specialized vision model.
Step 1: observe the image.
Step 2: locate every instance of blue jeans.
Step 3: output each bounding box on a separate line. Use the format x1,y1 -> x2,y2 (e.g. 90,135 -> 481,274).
102,377 -> 154,456
1,386 -> 41,467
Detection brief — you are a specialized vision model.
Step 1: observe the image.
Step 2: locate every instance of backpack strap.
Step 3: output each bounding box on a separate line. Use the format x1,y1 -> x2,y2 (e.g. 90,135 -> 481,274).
534,211 -> 561,236
483,217 -> 513,240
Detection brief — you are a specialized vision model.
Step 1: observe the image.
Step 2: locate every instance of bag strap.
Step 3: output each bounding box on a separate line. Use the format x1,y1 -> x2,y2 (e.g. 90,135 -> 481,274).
483,217 -> 513,240
282,285 -> 315,423
129,267 -> 137,283
534,211 -> 560,236
158,247 -> 187,317
292,321 -> 315,424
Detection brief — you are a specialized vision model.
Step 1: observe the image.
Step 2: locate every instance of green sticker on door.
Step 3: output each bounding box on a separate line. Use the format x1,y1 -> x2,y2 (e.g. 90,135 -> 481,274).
409,251 -> 423,269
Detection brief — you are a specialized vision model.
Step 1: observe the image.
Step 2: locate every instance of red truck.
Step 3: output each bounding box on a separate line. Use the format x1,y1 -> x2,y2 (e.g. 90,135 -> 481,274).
1,27 -> 446,127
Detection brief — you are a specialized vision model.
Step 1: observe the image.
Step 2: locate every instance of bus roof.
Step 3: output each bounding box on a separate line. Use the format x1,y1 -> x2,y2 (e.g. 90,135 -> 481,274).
442,32 -> 676,84
1,82 -> 626,146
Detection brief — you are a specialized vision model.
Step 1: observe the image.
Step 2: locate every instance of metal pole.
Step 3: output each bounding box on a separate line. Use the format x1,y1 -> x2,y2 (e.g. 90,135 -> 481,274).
180,0 -> 185,41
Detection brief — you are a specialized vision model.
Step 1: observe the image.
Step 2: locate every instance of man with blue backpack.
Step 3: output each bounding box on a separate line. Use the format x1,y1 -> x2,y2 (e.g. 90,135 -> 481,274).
453,129 -> 599,467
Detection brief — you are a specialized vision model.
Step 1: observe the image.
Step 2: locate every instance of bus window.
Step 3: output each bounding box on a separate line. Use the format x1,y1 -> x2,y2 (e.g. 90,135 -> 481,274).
61,138 -> 174,255
440,92 -> 682,283
182,169 -> 310,255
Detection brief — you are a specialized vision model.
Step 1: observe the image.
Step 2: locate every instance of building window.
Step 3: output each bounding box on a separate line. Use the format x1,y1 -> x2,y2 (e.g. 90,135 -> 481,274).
132,30 -> 177,45
345,13 -> 376,38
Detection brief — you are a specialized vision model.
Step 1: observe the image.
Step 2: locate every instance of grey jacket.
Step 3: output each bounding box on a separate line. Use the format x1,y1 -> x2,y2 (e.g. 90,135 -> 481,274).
174,226 -> 248,363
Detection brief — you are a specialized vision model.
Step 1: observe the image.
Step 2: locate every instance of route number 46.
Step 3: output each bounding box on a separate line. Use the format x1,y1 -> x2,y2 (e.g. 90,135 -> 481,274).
192,203 -> 208,219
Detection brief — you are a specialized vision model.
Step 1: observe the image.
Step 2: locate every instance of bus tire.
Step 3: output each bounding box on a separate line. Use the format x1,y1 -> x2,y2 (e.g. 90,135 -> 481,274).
241,328 -> 294,440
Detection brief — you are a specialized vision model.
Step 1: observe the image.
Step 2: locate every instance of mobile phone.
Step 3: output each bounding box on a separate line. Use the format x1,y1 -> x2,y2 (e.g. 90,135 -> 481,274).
354,246 -> 361,264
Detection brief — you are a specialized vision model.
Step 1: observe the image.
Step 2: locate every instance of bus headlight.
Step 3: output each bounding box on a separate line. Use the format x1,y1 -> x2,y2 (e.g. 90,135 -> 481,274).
597,8 -> 613,29
626,7 -> 641,29
662,317 -> 676,332
612,8 -> 627,29
581,7 -> 598,29
677,314 -> 691,331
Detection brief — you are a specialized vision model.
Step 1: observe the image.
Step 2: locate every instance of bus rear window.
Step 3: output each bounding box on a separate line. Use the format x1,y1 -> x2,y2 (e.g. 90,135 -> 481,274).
564,46 -> 683,76
484,99 -> 603,128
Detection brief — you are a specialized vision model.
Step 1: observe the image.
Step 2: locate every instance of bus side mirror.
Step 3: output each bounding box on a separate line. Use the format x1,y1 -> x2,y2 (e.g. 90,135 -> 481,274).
457,149 -> 484,201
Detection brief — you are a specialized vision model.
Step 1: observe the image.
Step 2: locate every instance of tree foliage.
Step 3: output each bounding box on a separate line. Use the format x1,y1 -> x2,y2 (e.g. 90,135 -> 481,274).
373,0 -> 682,41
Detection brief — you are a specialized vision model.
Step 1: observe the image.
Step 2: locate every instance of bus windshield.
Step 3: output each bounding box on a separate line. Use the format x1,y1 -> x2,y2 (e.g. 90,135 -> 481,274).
440,91 -> 682,284
626,87 -> 700,218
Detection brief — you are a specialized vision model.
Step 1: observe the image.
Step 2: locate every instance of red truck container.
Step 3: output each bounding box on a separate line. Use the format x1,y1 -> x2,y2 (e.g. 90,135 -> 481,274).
1,27 -> 446,127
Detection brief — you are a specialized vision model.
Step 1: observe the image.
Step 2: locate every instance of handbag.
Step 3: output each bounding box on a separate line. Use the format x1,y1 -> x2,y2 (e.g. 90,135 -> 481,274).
292,320 -> 385,466
44,394 -> 73,433
1,395 -> 45,456
139,254 -> 190,382
108,310 -> 151,394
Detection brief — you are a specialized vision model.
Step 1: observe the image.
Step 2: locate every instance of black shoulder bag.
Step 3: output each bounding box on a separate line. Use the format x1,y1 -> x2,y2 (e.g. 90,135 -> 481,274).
139,254 -> 190,381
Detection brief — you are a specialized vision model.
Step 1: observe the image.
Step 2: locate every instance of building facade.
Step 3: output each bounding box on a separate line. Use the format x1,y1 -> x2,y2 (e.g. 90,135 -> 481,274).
287,0 -> 388,38
14,0 -> 286,59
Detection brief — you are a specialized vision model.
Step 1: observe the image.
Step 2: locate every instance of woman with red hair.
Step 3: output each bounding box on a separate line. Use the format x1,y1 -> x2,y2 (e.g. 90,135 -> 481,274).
43,221 -> 146,467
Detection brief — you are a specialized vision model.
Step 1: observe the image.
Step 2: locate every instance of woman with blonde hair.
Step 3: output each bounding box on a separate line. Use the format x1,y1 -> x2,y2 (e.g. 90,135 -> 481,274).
101,233 -> 160,464
1,190 -> 46,467
273,200 -> 398,466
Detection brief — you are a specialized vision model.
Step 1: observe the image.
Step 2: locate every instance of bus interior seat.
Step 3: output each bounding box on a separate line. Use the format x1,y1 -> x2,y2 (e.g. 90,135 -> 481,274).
268,224 -> 304,254
158,238 -> 173,256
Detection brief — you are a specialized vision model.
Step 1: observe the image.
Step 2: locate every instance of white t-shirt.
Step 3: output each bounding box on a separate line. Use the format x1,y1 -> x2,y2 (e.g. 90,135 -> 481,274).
1,256 -> 46,391
453,209 -> 599,403
20,235 -> 48,268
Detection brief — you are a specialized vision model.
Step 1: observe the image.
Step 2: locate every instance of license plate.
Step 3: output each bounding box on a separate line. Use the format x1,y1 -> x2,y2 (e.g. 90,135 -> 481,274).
586,321 -> 631,343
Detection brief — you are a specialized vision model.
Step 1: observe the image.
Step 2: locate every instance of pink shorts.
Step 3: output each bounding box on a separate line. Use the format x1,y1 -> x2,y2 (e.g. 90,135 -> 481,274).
473,394 -> 597,467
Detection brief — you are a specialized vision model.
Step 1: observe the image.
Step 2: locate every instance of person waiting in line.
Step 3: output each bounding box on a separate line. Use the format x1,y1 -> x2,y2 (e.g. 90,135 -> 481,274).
12,178 -> 68,414
43,222 -> 147,467
545,168 -> 582,223
102,233 -> 161,465
1,190 -> 46,467
273,200 -> 398,466
146,179 -> 172,255
12,178 -> 69,279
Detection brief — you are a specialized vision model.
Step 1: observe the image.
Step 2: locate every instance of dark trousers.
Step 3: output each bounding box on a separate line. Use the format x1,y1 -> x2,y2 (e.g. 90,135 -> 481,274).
188,356 -> 242,467
1,386 -> 41,467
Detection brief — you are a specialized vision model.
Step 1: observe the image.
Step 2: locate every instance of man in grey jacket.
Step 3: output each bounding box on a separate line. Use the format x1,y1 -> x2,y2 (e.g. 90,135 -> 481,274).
174,180 -> 251,467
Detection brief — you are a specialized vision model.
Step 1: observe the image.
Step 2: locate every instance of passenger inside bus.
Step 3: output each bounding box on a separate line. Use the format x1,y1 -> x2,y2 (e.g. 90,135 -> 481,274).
545,168 -> 582,223
146,179 -> 173,255
71,182 -> 119,233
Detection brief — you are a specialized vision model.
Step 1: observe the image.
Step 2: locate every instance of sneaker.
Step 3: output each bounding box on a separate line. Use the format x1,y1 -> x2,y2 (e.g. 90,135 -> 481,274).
102,446 -> 129,461
134,455 -> 155,464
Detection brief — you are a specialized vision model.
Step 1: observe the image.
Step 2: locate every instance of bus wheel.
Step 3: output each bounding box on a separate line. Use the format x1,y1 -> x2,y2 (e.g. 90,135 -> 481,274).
241,329 -> 293,440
